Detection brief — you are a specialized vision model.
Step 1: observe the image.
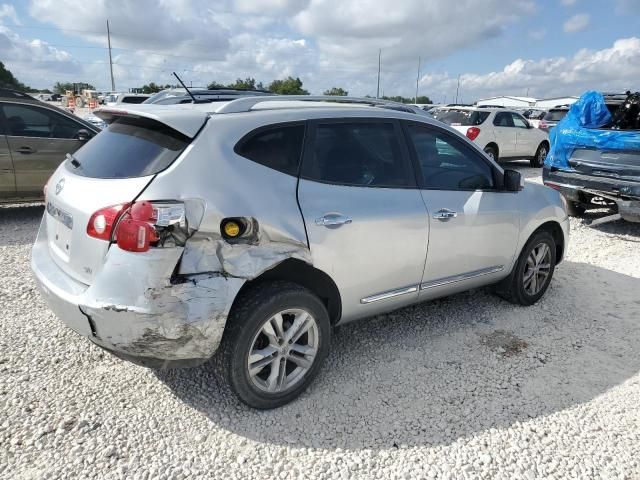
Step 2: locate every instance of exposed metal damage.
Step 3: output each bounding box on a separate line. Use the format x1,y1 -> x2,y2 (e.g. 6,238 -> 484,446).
78,217 -> 312,364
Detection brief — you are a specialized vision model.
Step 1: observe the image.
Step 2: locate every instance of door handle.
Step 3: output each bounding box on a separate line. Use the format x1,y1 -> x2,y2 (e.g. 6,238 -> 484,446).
433,209 -> 457,220
315,213 -> 353,227
15,146 -> 35,154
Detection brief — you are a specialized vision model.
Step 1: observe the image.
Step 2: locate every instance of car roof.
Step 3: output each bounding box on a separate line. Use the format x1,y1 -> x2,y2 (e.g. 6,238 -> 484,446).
94,96 -> 444,137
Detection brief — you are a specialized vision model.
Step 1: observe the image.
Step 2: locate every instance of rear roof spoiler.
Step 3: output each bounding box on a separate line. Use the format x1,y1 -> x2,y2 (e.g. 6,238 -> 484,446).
94,105 -> 209,138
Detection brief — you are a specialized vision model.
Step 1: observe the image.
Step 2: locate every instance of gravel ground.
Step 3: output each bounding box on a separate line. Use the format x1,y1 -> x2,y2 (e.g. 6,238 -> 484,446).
1,164 -> 640,480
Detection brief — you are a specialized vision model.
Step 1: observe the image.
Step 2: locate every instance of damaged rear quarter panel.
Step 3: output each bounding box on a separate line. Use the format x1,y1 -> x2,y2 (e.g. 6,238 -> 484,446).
82,246 -> 244,360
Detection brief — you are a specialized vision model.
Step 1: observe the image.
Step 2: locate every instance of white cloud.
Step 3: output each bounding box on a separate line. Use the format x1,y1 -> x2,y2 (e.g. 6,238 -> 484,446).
0,4 -> 20,24
563,13 -> 590,33
529,28 -> 547,40
418,37 -> 640,102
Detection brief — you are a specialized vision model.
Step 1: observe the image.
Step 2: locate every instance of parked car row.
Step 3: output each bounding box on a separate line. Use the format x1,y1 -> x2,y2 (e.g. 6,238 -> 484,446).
28,91 -> 569,409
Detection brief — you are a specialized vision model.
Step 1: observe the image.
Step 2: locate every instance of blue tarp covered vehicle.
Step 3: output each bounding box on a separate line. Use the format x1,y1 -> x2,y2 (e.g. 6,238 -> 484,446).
543,90 -> 640,222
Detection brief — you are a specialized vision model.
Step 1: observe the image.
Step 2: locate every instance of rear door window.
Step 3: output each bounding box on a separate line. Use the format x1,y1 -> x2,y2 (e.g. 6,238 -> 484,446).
66,116 -> 189,178
235,124 -> 305,176
493,112 -> 515,127
301,121 -> 415,188
511,113 -> 529,129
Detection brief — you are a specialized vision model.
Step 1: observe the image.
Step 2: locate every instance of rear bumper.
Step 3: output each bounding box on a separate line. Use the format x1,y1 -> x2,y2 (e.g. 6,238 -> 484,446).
543,167 -> 640,222
31,217 -> 244,368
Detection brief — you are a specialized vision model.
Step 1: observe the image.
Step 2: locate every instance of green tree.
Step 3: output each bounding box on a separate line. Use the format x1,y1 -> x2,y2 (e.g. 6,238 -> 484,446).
138,82 -> 170,94
323,87 -> 348,96
0,62 -> 35,92
227,77 -> 258,90
207,81 -> 225,89
268,76 -> 309,95
416,95 -> 432,104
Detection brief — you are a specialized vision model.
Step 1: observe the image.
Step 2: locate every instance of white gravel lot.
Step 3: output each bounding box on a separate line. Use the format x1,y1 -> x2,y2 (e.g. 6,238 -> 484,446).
1,164 -> 639,480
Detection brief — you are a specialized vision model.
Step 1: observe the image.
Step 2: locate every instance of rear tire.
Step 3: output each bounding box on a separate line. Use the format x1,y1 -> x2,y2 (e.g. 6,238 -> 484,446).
531,142 -> 549,168
484,145 -> 498,162
498,231 -> 556,306
217,281 -> 331,409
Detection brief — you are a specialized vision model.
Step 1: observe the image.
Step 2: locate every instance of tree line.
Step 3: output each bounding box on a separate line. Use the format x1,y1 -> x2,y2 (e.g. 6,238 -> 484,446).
1,63 -> 432,103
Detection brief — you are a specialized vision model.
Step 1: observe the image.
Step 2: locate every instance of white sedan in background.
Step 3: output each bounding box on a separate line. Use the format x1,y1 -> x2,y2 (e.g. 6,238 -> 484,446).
437,107 -> 550,167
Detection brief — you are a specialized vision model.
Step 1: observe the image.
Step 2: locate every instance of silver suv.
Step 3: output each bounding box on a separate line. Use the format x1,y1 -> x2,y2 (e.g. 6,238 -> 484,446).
32,96 -> 569,408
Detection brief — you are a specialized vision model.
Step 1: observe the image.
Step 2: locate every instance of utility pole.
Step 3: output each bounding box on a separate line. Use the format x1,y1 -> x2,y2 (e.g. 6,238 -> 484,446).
415,56 -> 421,103
107,20 -> 115,91
455,74 -> 461,104
376,49 -> 381,99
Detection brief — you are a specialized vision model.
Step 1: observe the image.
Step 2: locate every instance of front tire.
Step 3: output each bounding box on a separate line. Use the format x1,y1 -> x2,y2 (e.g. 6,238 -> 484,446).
218,281 -> 331,409
531,142 -> 549,168
499,231 -> 556,306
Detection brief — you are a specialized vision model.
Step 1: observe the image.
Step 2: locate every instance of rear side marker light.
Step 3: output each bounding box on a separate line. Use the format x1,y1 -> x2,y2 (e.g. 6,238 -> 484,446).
466,127 -> 481,141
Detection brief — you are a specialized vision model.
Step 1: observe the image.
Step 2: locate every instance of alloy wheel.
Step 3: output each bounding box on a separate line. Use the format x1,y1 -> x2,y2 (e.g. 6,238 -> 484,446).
247,309 -> 319,393
523,242 -> 552,295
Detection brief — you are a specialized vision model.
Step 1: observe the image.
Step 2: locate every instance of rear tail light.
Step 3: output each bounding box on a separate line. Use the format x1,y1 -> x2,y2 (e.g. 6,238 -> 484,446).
466,127 -> 481,141
87,201 -> 186,252
539,120 -> 548,130
87,203 -> 130,241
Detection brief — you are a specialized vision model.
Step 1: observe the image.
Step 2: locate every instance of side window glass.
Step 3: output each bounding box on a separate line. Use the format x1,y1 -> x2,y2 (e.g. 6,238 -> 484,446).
511,113 -> 529,129
302,122 -> 415,188
493,112 -> 514,127
2,104 -> 84,139
235,124 -> 305,176
407,124 -> 495,190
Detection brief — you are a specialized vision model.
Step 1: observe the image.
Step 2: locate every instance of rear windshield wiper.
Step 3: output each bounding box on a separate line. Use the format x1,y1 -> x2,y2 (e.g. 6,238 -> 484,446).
66,153 -> 81,169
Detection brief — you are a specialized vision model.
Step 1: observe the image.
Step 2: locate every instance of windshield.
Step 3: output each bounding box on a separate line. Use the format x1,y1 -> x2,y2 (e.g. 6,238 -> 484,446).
438,110 -> 490,126
66,116 -> 189,179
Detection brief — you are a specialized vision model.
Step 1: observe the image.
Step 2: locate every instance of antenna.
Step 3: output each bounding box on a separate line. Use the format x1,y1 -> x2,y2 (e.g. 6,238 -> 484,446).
173,72 -> 197,103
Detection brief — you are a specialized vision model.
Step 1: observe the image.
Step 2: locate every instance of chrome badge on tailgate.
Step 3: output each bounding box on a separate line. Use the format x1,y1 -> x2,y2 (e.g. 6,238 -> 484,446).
46,201 -> 73,229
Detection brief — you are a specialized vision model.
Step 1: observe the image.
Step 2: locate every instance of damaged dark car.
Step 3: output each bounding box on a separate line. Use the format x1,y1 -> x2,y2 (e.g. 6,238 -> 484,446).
543,91 -> 640,223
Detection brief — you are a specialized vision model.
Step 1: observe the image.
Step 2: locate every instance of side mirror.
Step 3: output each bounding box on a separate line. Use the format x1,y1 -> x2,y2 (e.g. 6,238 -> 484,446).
76,129 -> 91,142
503,169 -> 524,192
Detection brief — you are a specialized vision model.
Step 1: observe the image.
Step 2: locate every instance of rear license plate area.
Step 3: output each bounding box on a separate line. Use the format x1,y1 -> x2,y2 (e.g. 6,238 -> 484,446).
47,201 -> 73,258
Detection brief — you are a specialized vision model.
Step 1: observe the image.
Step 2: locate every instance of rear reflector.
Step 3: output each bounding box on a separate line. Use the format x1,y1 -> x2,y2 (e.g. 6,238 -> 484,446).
116,219 -> 158,253
466,127 -> 481,141
543,181 -> 562,191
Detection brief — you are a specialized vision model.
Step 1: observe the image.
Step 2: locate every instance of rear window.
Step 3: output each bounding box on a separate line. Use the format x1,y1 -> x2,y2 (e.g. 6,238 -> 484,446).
120,96 -> 148,104
66,116 -> 189,178
544,110 -> 568,122
438,110 -> 489,126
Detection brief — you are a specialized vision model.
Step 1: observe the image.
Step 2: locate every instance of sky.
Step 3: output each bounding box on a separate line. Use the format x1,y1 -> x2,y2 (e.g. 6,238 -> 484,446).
0,0 -> 639,102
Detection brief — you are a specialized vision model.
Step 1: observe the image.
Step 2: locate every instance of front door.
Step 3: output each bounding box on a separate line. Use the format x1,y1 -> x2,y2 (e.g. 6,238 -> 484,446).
403,121 -> 520,299
511,112 -> 535,157
297,119 -> 429,322
1,102 -> 87,198
492,112 -> 517,157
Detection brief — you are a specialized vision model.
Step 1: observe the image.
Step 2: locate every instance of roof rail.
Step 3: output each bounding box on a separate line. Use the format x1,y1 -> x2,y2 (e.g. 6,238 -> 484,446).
215,95 -> 415,114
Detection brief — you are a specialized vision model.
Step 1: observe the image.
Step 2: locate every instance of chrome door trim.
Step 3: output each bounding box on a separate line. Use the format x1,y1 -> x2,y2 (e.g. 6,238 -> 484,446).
420,265 -> 504,290
360,285 -> 419,304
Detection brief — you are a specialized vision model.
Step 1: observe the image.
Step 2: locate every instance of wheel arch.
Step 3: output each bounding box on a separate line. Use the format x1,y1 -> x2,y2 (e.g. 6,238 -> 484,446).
484,142 -> 499,158
530,220 -> 565,265
231,258 -> 342,325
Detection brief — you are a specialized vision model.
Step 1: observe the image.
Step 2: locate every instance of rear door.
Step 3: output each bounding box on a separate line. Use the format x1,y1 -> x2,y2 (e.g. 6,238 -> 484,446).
492,112 -> 517,157
403,121 -> 519,299
43,115 -> 194,285
1,102 -> 92,197
297,118 -> 429,322
511,112 -> 535,157
0,110 -> 16,199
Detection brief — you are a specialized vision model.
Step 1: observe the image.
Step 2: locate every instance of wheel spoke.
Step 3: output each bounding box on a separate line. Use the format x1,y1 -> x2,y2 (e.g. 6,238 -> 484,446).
266,357 -> 283,392
248,346 -> 278,377
271,313 -> 285,340
535,244 -> 549,264
530,270 -> 538,293
288,353 -> 313,370
289,343 -> 316,356
285,311 -> 312,344
261,321 -> 280,346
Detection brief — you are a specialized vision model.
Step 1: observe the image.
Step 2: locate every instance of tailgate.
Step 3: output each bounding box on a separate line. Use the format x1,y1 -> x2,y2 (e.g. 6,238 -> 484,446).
568,148 -> 640,183
45,168 -> 151,284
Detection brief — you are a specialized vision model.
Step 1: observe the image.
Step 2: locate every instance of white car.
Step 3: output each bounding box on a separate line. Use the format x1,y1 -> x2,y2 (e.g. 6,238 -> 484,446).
438,107 -> 550,167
